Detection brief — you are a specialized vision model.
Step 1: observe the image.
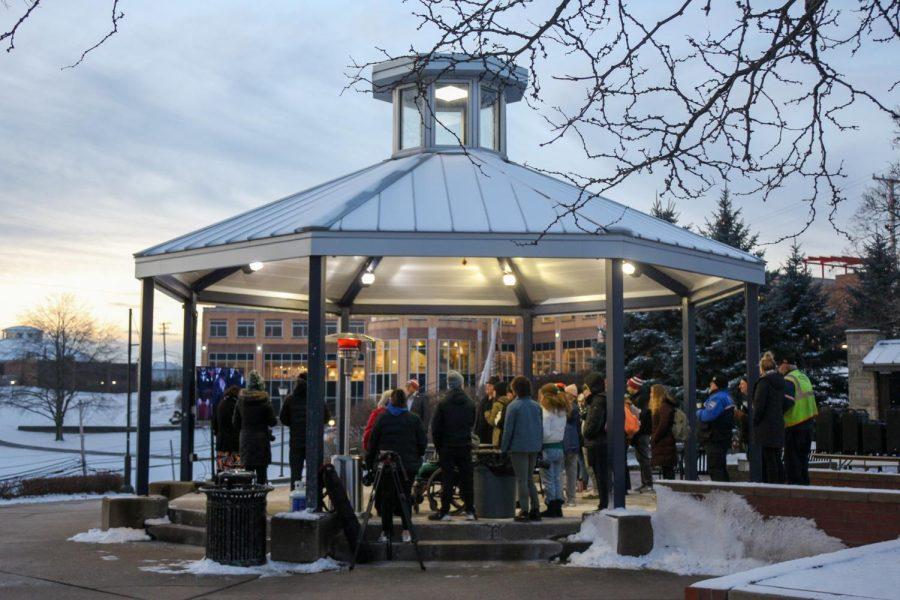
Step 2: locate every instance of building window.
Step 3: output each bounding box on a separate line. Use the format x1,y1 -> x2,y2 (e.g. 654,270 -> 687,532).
532,341 -> 556,376
439,339 -> 475,389
562,339 -> 595,374
326,321 -> 338,336
263,352 -> 307,398
236,319 -> 256,338
479,86 -> 499,151
349,320 -> 366,334
367,340 -> 399,399
209,320 -> 227,338
497,342 -> 516,381
399,87 -> 424,150
208,352 -> 255,376
292,320 -> 308,338
434,83 -> 469,145
264,319 -> 283,338
408,339 -> 428,390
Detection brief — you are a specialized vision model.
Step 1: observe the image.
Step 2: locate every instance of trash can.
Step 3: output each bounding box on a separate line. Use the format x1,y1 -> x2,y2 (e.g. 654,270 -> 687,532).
331,454 -> 363,512
472,449 -> 516,519
200,469 -> 272,566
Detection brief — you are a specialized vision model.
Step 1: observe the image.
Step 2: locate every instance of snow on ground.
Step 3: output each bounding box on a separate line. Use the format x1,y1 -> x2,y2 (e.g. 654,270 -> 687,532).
274,510 -> 325,521
0,492 -> 132,507
68,527 -> 151,544
567,486 -> 844,576
140,556 -> 343,577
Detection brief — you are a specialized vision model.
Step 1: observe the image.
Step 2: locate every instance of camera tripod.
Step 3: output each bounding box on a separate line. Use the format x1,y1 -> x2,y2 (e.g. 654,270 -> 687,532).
350,451 -> 425,571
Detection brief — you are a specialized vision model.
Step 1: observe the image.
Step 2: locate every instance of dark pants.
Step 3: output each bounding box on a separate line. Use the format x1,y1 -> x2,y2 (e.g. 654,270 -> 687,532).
588,442 -> 609,510
705,441 -> 730,482
660,465 -> 676,480
251,465 -> 268,485
632,434 -> 652,487
378,467 -> 413,536
289,446 -> 305,487
761,446 -> 785,484
784,425 -> 812,485
439,445 -> 473,513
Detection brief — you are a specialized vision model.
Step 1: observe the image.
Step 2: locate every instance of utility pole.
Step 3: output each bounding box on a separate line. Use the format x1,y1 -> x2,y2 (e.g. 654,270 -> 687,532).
159,322 -> 171,384
873,175 -> 898,259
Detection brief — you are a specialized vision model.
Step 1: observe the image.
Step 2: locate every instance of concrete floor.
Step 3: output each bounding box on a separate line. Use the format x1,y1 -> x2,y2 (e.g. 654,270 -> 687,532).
0,498 -> 696,599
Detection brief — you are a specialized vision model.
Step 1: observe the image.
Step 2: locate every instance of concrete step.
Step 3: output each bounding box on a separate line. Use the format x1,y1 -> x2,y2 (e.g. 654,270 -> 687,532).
147,523 -> 206,547
356,539 -> 563,562
168,507 -> 206,528
362,519 -> 579,541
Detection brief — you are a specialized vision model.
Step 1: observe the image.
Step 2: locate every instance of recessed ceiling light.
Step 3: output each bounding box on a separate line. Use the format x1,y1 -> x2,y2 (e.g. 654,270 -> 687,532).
435,85 -> 468,102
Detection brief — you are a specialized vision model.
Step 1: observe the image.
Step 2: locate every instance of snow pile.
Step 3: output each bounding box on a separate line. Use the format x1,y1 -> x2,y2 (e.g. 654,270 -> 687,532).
0,492 -> 132,507
140,556 -> 343,577
568,487 -> 844,576
69,527 -> 151,544
274,510 -> 325,521
144,516 -> 171,526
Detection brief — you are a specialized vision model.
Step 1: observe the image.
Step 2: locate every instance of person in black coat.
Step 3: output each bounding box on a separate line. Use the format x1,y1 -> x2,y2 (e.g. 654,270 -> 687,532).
233,370 -> 277,484
280,373 -> 331,485
429,370 -> 477,520
581,372 -> 609,510
752,352 -> 792,484
212,385 -> 241,472
404,379 -> 431,434
366,388 -> 427,542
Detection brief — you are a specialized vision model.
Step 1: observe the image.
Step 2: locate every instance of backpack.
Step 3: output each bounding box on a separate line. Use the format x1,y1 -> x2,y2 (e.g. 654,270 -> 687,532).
672,408 -> 690,442
624,404 -> 640,439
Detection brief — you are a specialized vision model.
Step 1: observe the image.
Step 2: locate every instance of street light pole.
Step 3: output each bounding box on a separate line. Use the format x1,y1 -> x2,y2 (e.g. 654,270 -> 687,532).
122,308 -> 135,493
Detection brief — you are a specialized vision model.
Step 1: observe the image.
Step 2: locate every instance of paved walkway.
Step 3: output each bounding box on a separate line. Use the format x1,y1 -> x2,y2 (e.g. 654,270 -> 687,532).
0,498 -> 695,599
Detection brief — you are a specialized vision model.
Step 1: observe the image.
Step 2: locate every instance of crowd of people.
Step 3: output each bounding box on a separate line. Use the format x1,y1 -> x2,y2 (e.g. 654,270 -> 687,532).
211,349 -> 819,542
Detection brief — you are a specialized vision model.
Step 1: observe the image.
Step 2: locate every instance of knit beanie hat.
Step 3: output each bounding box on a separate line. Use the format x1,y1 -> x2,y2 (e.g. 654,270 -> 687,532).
564,383 -> 578,397
584,372 -> 605,394
627,376 -> 644,390
247,370 -> 264,391
447,370 -> 464,389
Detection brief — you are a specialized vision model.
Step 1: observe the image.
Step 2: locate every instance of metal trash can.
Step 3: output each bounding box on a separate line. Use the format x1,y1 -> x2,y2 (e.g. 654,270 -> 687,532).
473,449 -> 516,519
200,469 -> 272,566
331,454 -> 363,512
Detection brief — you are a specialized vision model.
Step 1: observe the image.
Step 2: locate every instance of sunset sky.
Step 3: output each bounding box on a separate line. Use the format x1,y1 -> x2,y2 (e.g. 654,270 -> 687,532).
1,1 -> 896,362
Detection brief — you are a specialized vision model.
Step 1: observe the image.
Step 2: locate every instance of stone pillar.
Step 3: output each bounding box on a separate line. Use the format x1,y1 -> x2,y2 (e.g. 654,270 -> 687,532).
847,329 -> 882,418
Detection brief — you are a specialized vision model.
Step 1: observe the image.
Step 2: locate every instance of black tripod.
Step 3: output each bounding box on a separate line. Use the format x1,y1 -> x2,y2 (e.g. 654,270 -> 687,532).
350,451 -> 425,571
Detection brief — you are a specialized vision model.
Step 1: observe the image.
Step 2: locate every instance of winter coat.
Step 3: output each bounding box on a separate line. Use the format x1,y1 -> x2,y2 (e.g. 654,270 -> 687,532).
752,371 -> 791,448
636,404 -> 653,437
475,394 -> 495,444
431,387 -> 476,450
234,389 -> 277,468
541,407 -> 567,445
279,379 -> 331,453
582,392 -> 608,448
408,391 -> 431,432
212,393 -> 240,453
697,390 -> 735,446
362,406 -> 387,453
563,403 -> 583,454
651,398 -> 678,468
366,406 -> 427,478
488,395 -> 512,448
500,397 -> 544,454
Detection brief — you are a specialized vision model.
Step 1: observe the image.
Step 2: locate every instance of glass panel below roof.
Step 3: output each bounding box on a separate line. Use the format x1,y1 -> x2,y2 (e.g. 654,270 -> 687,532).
480,86 -> 499,150
400,87 -> 423,150
434,83 -> 469,145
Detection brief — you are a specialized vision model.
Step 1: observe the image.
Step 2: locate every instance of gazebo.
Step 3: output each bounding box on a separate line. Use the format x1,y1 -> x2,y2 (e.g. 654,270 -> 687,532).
133,55 -> 766,508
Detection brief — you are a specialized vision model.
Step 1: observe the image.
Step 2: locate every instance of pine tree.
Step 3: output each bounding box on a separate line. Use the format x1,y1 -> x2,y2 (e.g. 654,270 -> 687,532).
695,188 -> 763,383
849,233 -> 900,337
762,243 -> 846,399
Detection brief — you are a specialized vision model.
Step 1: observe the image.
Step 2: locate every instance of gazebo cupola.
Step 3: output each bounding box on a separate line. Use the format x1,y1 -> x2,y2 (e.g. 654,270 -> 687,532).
372,54 -> 528,157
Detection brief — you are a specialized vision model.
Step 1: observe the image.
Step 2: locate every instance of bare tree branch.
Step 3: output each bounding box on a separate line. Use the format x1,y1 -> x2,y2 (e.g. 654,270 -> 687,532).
62,0 -> 123,70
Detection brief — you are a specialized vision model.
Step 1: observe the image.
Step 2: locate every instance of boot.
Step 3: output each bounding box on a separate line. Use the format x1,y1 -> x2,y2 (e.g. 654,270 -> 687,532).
552,499 -> 565,518
529,507 -> 542,522
540,501 -> 554,518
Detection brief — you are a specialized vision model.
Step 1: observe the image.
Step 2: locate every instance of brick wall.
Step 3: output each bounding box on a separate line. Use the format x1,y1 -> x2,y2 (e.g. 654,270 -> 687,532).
809,469 -> 900,490
659,480 -> 900,548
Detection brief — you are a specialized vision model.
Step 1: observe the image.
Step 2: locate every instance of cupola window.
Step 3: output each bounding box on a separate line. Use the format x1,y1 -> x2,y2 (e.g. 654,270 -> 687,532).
479,86 -> 500,151
434,83 -> 469,145
399,87 -> 424,150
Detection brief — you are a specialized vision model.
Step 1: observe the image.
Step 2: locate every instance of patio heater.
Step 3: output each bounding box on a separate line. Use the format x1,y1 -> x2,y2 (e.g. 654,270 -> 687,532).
277,385 -> 288,477
325,331 -> 375,512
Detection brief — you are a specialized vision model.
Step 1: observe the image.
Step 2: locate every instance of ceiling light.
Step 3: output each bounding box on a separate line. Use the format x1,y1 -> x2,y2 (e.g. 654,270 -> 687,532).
621,262 -> 636,276
256,345 -> 263,351
502,272 -> 517,286
248,262 -> 264,272
434,84 -> 468,102
361,271 -> 376,286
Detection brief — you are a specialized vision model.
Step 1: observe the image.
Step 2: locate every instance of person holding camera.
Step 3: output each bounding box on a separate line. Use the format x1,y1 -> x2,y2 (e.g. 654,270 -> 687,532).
233,370 -> 277,484
366,388 -> 428,543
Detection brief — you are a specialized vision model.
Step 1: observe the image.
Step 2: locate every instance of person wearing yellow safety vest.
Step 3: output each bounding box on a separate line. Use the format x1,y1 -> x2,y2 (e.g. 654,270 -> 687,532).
779,358 -> 818,485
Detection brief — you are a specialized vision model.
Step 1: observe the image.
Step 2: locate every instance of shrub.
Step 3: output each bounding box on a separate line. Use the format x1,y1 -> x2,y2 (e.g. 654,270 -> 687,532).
18,472 -> 123,498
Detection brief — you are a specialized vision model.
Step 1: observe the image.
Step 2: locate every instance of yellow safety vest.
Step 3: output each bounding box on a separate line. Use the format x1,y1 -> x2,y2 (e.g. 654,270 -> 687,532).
783,369 -> 817,427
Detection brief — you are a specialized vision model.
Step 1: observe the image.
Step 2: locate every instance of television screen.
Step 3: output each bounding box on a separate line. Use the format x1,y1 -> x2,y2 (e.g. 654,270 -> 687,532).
196,367 -> 245,421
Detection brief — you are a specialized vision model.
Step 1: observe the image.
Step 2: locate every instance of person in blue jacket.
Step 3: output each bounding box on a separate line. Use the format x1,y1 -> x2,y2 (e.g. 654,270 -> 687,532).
501,376 -> 544,522
696,375 -> 735,482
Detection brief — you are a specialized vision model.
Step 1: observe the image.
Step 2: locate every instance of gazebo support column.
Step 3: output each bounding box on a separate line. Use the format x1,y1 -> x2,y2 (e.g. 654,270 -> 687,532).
605,259 -> 626,508
522,310 -> 533,381
305,256 -> 327,508
179,294 -> 197,481
681,298 -> 698,480
745,283 -> 762,482
136,277 -> 155,496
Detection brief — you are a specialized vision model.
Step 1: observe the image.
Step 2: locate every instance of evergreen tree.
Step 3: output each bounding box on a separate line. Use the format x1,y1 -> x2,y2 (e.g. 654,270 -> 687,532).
761,243 -> 846,400
849,233 -> 900,337
695,188 -> 762,384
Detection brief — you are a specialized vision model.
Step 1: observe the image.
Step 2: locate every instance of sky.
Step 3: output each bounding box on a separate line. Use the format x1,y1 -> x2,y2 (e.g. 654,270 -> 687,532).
1,1 -> 897,360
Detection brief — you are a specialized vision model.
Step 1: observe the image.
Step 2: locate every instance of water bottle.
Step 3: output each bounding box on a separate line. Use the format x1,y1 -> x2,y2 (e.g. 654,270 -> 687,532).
290,480 -> 307,512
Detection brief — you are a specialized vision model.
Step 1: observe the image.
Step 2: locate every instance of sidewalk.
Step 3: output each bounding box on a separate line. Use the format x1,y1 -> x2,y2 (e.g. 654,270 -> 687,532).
0,498 -> 696,599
